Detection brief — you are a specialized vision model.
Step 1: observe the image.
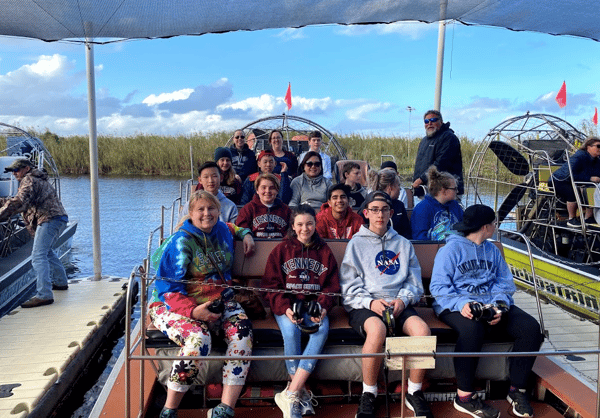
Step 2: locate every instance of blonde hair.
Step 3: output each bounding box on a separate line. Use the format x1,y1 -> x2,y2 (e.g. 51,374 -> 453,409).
176,190 -> 221,230
367,168 -> 400,193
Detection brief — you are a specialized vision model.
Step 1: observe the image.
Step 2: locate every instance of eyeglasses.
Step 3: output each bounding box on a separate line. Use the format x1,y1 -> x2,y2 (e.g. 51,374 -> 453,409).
424,117 -> 440,124
305,161 -> 322,168
234,135 -> 245,139
366,207 -> 391,214
446,187 -> 458,191
591,144 -> 600,149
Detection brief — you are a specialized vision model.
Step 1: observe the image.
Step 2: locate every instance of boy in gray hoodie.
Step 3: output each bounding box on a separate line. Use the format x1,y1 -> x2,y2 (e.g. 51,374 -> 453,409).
340,191 -> 433,418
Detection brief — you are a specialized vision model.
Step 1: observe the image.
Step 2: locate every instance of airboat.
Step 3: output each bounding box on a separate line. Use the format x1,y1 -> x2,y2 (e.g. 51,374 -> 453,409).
0,122 -> 77,316
90,114 -> 600,418
465,112 -> 600,319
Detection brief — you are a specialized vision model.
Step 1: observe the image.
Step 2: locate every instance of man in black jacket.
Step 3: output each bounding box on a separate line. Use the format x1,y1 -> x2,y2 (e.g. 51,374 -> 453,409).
412,110 -> 464,195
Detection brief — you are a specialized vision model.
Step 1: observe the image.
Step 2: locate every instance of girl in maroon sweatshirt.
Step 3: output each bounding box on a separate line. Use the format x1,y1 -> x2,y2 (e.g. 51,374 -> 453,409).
262,204 -> 340,417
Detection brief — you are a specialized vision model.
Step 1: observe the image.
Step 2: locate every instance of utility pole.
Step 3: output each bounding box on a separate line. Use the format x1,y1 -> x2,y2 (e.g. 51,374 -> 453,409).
407,106 -> 415,163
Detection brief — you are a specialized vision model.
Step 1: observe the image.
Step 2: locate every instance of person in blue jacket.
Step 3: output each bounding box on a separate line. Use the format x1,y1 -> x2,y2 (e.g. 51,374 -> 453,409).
550,136 -> 600,227
411,166 -> 463,241
430,205 -> 543,418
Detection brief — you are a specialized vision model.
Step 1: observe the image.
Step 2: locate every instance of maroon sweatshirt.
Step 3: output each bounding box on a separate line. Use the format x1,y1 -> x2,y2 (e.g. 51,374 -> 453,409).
315,202 -> 364,239
262,236 -> 340,316
236,194 -> 291,239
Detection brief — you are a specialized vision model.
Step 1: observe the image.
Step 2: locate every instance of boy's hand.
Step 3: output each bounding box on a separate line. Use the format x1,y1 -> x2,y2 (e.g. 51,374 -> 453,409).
392,299 -> 405,316
370,299 -> 389,316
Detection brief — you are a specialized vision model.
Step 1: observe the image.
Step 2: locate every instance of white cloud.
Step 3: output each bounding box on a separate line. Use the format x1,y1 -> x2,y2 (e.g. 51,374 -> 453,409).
26,54 -> 66,76
335,22 -> 435,40
346,102 -> 393,120
275,28 -> 306,41
143,88 -> 195,105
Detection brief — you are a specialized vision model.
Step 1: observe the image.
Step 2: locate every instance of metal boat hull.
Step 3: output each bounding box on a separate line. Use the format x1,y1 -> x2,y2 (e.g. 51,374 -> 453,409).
0,221 -> 78,317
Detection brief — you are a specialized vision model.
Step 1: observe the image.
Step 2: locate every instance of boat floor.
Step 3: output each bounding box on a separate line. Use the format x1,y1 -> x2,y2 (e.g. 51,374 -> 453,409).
155,400 -> 563,418
0,276 -> 129,418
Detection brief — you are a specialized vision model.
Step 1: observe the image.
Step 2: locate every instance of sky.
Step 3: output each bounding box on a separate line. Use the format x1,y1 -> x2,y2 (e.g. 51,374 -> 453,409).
0,21 -> 599,140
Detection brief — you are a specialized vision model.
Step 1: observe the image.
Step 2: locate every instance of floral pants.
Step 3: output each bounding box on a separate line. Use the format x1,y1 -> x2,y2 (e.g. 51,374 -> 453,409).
149,300 -> 253,392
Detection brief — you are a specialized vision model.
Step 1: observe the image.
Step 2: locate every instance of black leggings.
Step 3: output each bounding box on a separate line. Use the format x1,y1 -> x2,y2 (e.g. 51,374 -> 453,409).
439,305 -> 543,392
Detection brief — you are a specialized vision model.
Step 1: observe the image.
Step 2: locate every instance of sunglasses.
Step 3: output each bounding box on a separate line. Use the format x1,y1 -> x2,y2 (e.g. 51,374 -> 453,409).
424,117 -> 440,124
234,135 -> 245,139
305,161 -> 322,168
591,144 -> 600,149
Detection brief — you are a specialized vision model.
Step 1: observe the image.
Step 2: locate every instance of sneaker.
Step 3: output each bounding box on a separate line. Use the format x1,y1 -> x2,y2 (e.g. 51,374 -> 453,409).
405,390 -> 433,418
52,284 -> 69,290
275,390 -> 302,418
355,392 -> 376,418
21,297 -> 54,308
454,394 -> 500,418
567,218 -> 582,227
299,387 -> 317,415
507,390 -> 534,417
207,403 -> 235,418
159,408 -> 177,418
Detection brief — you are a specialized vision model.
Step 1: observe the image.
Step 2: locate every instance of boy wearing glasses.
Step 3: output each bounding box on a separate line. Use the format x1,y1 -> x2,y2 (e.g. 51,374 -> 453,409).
340,191 -> 433,418
229,129 -> 258,182
430,204 -> 542,418
412,110 -> 464,195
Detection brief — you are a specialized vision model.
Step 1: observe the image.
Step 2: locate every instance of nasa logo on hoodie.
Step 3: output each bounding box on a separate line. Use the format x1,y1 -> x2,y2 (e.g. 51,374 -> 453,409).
375,250 -> 401,275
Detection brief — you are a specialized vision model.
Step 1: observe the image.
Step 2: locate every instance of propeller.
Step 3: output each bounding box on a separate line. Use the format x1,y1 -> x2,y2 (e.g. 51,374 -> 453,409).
487,141 -> 533,225
488,141 -> 530,176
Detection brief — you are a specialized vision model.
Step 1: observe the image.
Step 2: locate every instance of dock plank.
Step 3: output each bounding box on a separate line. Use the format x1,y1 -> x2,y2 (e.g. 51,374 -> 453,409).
0,277 -> 128,416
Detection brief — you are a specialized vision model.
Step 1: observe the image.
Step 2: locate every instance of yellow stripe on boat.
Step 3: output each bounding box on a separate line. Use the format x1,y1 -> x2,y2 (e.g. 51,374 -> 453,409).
0,278 -> 128,418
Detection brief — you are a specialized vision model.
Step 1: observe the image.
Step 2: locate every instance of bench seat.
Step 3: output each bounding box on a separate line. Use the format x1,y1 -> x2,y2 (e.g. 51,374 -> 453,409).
148,239 -> 514,386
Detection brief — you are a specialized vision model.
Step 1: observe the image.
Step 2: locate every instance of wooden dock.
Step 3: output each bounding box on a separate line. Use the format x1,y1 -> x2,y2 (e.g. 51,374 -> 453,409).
0,277 -> 129,418
514,291 -> 599,391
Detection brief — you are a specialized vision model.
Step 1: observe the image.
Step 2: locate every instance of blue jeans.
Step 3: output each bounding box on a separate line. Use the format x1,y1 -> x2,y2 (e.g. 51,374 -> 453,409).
32,219 -> 68,300
275,312 -> 329,376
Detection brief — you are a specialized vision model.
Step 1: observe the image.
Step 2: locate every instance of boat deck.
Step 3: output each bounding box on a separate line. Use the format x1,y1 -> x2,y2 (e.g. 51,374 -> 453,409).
92,289 -> 600,418
0,277 -> 129,418
514,290 -> 600,390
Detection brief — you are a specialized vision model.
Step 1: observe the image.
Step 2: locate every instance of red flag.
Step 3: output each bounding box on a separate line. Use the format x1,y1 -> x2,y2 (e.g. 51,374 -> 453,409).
594,108 -> 598,125
555,81 -> 567,108
284,83 -> 292,110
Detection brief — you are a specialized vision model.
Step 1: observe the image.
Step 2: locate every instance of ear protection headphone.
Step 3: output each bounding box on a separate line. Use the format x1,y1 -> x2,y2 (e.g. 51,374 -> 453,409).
291,300 -> 322,334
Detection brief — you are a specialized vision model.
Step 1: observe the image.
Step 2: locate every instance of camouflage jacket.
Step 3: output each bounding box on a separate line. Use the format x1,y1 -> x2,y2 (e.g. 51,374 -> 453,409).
0,169 -> 67,234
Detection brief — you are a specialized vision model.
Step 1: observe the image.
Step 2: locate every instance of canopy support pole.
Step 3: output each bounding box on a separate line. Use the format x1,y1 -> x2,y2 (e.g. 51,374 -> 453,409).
434,0 -> 448,111
85,37 -> 102,280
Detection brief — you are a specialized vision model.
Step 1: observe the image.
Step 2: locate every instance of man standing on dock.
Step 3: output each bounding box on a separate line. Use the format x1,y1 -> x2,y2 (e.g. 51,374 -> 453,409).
0,158 -> 69,308
412,110 -> 464,195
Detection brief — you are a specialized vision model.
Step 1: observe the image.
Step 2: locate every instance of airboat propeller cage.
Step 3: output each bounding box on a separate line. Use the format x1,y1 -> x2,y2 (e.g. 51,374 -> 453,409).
467,113 -> 585,224
226,115 -> 347,162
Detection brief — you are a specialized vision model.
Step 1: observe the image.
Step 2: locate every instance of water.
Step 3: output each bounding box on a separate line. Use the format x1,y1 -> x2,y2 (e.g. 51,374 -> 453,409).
60,176 -> 184,279
56,176 -> 185,418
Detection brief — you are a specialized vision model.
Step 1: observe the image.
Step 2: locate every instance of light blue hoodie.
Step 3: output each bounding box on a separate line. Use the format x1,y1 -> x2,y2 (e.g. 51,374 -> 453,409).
340,225 -> 423,311
430,233 -> 515,315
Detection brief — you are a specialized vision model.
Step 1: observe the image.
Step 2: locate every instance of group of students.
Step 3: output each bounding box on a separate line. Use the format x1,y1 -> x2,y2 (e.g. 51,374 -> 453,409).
151,133 -> 544,418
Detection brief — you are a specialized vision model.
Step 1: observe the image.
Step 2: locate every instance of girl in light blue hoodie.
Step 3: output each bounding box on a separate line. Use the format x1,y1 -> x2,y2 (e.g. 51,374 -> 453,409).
430,204 -> 542,418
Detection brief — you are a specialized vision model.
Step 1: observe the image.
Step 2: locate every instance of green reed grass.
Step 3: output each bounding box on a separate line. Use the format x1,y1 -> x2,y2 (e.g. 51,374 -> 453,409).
30,129 -> 495,179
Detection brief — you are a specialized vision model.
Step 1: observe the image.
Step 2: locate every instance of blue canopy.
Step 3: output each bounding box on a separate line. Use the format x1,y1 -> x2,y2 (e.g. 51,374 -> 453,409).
2,0 -> 597,43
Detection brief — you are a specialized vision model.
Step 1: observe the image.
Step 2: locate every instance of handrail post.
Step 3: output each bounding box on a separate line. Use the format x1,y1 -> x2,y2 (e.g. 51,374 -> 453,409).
498,229 -> 546,337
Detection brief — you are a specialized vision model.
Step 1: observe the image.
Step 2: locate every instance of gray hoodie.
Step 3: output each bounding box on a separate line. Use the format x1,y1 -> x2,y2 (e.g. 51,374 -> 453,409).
340,225 -> 423,311
289,173 -> 332,210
